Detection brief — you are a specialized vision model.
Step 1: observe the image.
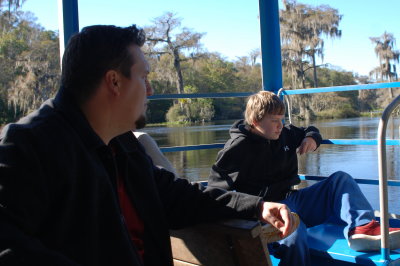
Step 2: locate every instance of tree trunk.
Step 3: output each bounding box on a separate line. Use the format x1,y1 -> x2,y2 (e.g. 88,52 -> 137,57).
312,52 -> 318,88
301,75 -> 306,90
299,98 -> 307,118
387,59 -> 394,98
173,48 -> 184,95
389,87 -> 394,99
299,62 -> 306,89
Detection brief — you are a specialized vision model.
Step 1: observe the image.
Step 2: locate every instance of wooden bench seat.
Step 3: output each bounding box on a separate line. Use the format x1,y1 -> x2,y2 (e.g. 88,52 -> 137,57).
170,219 -> 273,266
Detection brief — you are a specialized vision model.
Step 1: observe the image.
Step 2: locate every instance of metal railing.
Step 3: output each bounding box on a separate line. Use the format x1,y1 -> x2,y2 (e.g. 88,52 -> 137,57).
377,94 -> 400,261
278,82 -> 400,125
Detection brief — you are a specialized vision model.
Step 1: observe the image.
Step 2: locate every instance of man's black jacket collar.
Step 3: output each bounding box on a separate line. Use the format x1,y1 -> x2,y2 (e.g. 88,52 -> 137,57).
54,86 -> 106,151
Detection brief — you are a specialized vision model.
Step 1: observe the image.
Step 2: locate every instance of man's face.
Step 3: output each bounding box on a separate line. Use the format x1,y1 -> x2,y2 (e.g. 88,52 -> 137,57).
253,114 -> 284,140
118,45 -> 151,131
134,80 -> 153,130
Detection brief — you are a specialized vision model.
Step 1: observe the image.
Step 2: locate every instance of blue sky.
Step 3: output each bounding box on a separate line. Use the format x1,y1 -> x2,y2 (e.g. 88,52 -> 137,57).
22,0 -> 400,77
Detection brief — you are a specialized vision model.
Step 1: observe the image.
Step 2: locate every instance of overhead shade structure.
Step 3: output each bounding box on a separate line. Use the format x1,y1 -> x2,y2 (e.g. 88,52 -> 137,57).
258,0 -> 283,93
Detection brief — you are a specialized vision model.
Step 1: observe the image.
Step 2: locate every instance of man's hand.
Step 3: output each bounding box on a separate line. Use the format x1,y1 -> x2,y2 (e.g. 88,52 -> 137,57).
297,137 -> 317,155
259,201 -> 294,239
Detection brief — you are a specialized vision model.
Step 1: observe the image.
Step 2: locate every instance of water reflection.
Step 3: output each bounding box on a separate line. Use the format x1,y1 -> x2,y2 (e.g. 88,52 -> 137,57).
142,117 -> 400,213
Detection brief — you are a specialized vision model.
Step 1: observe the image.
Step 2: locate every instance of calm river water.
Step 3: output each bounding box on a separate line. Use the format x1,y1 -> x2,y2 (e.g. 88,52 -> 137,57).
142,117 -> 400,214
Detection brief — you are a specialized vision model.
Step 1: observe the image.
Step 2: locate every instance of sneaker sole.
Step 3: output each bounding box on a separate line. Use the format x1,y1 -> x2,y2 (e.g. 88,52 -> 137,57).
348,230 -> 400,251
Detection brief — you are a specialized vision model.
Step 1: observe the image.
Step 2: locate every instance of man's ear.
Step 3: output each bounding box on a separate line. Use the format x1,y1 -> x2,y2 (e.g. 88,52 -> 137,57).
104,70 -> 121,96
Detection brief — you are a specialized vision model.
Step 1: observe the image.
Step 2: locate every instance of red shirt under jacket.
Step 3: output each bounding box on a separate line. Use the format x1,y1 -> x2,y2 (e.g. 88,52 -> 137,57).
117,175 -> 145,261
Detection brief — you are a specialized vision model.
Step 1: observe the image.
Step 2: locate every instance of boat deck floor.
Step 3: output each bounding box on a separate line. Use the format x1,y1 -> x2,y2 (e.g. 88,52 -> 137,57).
272,219 -> 400,265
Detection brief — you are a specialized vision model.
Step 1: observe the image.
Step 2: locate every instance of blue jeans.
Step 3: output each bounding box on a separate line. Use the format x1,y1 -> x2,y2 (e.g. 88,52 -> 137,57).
269,171 -> 375,266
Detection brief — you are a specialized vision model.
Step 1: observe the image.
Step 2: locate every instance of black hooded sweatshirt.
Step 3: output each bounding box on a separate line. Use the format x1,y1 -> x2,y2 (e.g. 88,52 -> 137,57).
207,119 -> 322,202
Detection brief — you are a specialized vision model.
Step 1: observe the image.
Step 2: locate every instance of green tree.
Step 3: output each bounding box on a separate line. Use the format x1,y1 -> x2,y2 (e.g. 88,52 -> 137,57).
0,0 -> 24,15
308,67 -> 360,118
249,48 -> 260,66
280,0 -> 342,89
280,0 -> 342,119
0,7 -> 60,122
147,53 -> 178,95
165,84 -> 215,123
234,55 -> 262,93
8,29 -> 60,113
370,32 -> 399,99
184,53 -> 257,120
0,9 -> 29,120
145,12 -> 204,95
194,55 -> 239,92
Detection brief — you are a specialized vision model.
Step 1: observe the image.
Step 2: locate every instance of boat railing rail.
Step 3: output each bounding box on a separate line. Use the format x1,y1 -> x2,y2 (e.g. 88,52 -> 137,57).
278,82 -> 400,125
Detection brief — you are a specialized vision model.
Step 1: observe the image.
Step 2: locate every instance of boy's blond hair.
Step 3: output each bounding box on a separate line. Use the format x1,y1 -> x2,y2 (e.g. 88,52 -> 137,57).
244,91 -> 285,125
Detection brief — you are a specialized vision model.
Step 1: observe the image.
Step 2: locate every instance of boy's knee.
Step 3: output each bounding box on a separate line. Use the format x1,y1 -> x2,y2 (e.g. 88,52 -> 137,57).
330,171 -> 355,185
331,171 -> 351,179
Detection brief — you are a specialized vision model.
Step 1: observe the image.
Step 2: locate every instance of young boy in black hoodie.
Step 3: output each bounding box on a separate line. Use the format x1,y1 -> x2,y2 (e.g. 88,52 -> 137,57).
207,91 -> 400,265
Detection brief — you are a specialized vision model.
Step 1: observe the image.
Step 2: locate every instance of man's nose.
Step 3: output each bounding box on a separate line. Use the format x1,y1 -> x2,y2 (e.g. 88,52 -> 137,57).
146,79 -> 154,96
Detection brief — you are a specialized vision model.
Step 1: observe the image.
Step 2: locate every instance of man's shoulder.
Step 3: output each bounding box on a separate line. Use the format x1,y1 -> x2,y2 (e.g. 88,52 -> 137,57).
1,100 -> 69,144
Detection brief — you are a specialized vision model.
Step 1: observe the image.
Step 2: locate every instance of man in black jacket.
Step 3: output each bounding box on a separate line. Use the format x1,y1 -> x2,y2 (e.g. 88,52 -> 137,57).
207,91 -> 400,265
0,25 -> 295,266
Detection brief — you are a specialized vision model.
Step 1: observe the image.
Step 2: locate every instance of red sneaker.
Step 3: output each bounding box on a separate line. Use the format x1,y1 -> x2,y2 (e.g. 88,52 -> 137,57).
348,220 -> 400,251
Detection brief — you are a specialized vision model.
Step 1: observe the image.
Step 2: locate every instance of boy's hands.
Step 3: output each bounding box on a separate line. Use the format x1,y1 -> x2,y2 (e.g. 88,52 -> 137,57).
297,137 -> 317,155
259,202 -> 295,239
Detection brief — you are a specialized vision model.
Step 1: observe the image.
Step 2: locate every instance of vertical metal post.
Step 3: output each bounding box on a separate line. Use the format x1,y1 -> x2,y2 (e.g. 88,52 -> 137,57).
377,94 -> 400,262
57,0 -> 79,67
258,0 -> 283,93
378,118 -> 390,262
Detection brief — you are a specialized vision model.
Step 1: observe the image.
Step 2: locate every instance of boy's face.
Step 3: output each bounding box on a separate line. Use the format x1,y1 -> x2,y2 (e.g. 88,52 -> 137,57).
253,114 -> 284,140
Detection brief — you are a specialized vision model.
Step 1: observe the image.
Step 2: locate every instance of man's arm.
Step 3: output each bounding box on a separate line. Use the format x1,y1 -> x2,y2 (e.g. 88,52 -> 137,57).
153,164 -> 295,237
123,131 -> 295,237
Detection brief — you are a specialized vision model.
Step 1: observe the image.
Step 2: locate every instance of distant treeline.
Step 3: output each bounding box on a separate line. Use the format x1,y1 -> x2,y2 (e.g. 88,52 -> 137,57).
0,0 -> 399,126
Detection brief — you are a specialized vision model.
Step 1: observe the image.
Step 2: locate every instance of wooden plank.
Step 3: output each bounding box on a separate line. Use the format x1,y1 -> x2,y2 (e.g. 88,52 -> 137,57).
171,225 -> 237,266
232,236 -> 272,266
216,219 -> 262,238
171,219 -> 273,266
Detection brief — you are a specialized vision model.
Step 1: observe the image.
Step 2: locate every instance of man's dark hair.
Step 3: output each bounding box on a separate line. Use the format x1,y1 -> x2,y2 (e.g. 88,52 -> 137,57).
61,25 -> 146,105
